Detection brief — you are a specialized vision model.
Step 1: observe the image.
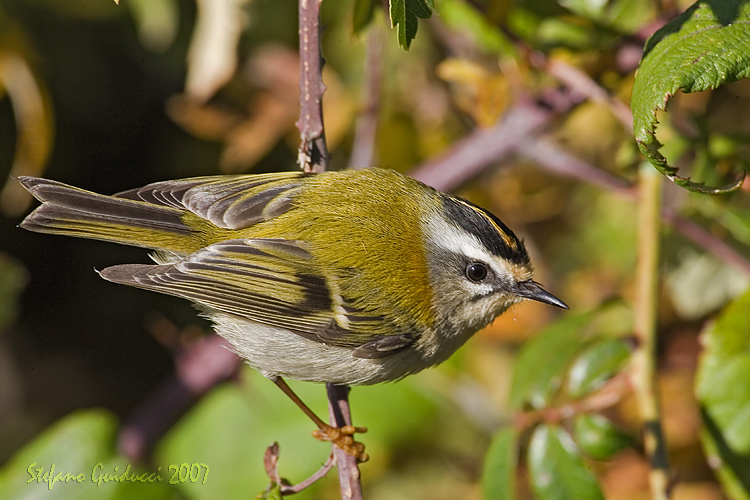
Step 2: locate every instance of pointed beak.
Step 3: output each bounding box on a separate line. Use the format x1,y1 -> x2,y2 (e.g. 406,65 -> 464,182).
516,280 -> 569,309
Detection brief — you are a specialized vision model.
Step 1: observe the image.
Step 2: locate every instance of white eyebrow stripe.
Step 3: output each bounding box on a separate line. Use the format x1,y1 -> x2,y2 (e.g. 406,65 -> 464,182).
425,216 -> 509,278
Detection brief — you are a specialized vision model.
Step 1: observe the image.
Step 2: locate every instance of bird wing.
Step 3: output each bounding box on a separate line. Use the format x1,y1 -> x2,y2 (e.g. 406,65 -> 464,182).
113,172 -> 310,229
99,237 -> 416,357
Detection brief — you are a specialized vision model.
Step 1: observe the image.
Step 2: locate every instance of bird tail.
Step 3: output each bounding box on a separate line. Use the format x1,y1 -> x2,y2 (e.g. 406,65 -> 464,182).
18,177 -> 200,254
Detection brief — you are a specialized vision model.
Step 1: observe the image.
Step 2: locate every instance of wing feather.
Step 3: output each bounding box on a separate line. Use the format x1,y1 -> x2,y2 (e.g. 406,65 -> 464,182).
99,238 -> 416,353
114,173 -> 309,229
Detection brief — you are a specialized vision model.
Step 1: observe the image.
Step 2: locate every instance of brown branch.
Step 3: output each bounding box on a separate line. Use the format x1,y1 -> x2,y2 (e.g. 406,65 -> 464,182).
517,138 -> 634,195
528,53 -> 634,130
409,95 -> 572,191
297,0 -> 329,172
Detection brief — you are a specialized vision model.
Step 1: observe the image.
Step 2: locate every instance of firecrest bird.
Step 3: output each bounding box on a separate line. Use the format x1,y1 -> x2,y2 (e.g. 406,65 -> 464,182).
18,168 -> 567,461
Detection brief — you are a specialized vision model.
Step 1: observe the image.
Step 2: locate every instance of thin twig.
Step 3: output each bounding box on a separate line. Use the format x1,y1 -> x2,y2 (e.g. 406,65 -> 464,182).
409,96 -> 568,191
283,454 -> 336,494
327,384 -> 364,500
528,53 -> 634,130
297,0 -> 329,172
262,442 -> 335,495
632,164 -> 672,499
349,24 -> 385,170
517,138 -> 633,195
515,372 -> 632,431
662,208 -> 750,275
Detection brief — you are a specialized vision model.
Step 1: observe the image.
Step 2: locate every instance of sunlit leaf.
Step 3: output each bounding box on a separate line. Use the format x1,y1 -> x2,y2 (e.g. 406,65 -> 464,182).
0,409 -> 175,500
701,409 -> 750,500
566,339 -> 631,399
510,313 -> 594,410
528,424 -> 604,500
667,249 -> 749,320
156,376 -> 327,499
631,0 -> 750,193
481,427 -> 517,500
573,413 -> 633,461
559,0 -> 608,20
436,0 -> 516,57
157,368 -> 438,499
257,482 -> 283,500
696,286 -> 750,453
389,0 -> 433,50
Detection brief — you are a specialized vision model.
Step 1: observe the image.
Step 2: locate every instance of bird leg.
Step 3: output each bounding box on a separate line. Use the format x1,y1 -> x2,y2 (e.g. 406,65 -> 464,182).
273,377 -> 368,462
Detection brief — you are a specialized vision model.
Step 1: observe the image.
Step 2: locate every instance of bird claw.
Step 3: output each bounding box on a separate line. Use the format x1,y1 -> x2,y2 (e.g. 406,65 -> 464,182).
312,425 -> 369,462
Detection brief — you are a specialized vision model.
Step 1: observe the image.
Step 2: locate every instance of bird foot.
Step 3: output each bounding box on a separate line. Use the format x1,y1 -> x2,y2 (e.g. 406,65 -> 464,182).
312,425 -> 369,462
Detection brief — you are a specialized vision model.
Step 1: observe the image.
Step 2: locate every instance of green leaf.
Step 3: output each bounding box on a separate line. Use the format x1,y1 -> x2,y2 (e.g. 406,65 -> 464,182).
435,0 -> 516,57
481,427 -> 517,500
566,339 -> 632,399
696,196 -> 750,246
696,286 -> 750,453
573,414 -> 633,461
156,375 -> 328,500
389,0 -> 433,50
631,0 -> 749,194
157,368 -> 438,499
701,408 -> 750,500
510,312 -> 595,410
528,424 -> 605,500
667,248 -> 749,320
559,0 -> 608,21
0,409 -> 175,500
350,0 -> 376,37
257,482 -> 283,500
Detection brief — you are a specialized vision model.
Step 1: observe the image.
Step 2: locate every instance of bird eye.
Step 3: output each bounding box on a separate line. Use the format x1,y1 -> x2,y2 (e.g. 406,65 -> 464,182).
465,263 -> 488,282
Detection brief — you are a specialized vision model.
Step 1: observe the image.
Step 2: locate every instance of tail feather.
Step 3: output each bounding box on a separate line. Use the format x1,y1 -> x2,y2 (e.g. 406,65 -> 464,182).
18,177 -> 200,253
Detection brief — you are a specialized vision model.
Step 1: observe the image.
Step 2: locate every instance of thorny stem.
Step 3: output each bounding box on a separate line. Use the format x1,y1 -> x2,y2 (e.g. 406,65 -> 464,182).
632,164 -> 671,499
296,2 -> 363,497
297,0 -> 329,172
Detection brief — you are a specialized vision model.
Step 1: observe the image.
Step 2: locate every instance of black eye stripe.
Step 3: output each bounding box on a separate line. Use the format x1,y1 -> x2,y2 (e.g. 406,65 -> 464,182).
442,195 -> 530,267
465,262 -> 489,282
